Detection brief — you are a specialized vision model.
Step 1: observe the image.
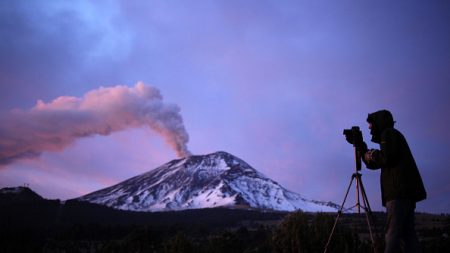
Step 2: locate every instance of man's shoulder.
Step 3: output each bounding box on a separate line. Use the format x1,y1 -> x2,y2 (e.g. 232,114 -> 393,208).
382,127 -> 402,134
381,127 -> 404,140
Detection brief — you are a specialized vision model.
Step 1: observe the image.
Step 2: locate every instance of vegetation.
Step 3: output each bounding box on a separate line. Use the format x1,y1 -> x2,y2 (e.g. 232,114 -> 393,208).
0,197 -> 449,252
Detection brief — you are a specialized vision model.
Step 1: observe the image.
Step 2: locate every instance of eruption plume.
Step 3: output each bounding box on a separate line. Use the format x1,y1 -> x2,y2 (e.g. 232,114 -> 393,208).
0,82 -> 191,166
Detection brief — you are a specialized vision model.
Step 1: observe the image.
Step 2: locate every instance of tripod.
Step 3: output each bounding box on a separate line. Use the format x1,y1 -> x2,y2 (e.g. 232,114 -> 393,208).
323,146 -> 376,253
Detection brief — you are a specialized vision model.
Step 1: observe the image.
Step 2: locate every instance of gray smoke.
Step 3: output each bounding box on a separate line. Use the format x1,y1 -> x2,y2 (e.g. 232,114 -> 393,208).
0,82 -> 191,166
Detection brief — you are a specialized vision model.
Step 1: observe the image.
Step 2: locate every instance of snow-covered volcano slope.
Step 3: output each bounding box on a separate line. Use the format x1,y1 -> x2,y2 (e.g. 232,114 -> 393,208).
78,151 -> 339,212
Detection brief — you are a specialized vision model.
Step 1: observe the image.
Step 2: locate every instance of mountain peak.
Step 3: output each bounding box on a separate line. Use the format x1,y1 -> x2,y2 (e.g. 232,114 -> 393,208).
78,151 -> 338,212
180,151 -> 242,163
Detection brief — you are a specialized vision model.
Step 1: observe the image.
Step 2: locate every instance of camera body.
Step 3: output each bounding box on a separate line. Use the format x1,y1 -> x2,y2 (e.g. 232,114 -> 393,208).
343,126 -> 365,170
343,126 -> 363,149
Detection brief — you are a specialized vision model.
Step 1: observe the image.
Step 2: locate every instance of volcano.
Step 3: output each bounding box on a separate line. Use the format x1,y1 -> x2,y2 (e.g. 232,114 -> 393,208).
78,151 -> 339,212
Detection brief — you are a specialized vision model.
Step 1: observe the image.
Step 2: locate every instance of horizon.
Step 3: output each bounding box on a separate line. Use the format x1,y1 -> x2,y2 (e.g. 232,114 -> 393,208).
0,149 -> 446,214
1,0 -> 449,214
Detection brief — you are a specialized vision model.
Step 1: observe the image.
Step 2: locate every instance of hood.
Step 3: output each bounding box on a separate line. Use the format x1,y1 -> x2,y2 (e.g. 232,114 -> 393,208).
367,110 -> 395,143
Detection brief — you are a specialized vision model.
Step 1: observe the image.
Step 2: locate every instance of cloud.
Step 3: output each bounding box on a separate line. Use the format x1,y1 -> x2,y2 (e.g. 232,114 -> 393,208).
0,82 -> 191,166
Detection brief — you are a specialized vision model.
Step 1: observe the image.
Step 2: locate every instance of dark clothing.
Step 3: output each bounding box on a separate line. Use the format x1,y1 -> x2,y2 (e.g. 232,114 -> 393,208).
385,199 -> 421,253
363,109 -> 426,253
364,127 -> 427,206
364,111 -> 426,206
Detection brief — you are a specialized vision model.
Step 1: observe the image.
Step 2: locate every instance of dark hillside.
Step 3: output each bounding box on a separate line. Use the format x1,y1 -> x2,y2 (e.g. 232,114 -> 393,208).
0,190 -> 448,252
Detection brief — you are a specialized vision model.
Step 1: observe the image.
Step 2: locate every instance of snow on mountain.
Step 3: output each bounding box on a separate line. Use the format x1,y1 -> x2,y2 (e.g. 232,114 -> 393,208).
78,151 -> 339,212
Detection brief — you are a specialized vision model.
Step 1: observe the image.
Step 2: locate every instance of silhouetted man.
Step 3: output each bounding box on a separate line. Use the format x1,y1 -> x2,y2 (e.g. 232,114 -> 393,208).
362,109 -> 426,253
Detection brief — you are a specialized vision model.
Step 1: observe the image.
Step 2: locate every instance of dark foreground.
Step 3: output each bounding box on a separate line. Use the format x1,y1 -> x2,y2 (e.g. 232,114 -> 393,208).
1,192 -> 448,253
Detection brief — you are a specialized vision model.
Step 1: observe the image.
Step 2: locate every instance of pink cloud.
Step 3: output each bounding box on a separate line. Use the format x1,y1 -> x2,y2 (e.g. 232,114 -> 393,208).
0,82 -> 191,166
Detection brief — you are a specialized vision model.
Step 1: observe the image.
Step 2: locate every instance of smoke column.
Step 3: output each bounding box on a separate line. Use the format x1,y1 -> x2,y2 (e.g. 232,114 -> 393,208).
0,82 -> 191,166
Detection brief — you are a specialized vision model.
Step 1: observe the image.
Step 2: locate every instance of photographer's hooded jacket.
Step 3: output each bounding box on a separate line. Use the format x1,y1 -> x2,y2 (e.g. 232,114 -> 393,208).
363,110 -> 426,206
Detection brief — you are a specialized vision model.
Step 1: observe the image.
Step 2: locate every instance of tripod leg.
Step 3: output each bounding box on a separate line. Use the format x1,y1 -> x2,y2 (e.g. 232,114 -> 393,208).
323,174 -> 355,253
359,178 -> 373,213
357,175 -> 377,251
356,173 -> 361,213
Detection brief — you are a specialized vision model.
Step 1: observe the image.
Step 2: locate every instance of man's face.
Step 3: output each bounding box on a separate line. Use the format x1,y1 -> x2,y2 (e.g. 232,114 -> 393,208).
368,122 -> 376,136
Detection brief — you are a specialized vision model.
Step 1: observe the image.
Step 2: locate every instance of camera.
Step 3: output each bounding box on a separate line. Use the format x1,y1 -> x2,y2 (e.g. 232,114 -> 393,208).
343,126 -> 364,170
343,126 -> 363,148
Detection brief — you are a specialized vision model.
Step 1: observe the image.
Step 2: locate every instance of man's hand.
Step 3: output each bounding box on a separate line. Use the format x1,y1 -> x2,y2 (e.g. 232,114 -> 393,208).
364,149 -> 377,162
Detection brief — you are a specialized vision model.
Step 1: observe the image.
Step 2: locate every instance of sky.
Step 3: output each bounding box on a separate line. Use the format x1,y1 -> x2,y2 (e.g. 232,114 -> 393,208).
1,0 -> 449,214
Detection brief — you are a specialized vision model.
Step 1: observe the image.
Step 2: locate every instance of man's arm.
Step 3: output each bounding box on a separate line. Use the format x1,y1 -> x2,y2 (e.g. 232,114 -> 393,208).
363,129 -> 400,169
360,141 -> 379,170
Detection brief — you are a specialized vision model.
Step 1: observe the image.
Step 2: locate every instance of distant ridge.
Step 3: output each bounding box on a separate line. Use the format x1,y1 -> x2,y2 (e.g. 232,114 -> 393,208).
0,186 -> 44,202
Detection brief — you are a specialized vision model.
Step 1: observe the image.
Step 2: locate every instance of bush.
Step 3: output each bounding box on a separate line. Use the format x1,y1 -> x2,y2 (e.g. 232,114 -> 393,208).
272,212 -> 363,253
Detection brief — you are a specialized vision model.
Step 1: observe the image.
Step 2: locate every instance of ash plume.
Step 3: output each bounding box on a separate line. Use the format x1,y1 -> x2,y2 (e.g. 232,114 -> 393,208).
0,82 -> 191,166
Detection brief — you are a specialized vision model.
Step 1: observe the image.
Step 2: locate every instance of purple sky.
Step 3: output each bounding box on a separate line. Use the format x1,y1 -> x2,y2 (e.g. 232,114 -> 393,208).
1,0 -> 449,213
